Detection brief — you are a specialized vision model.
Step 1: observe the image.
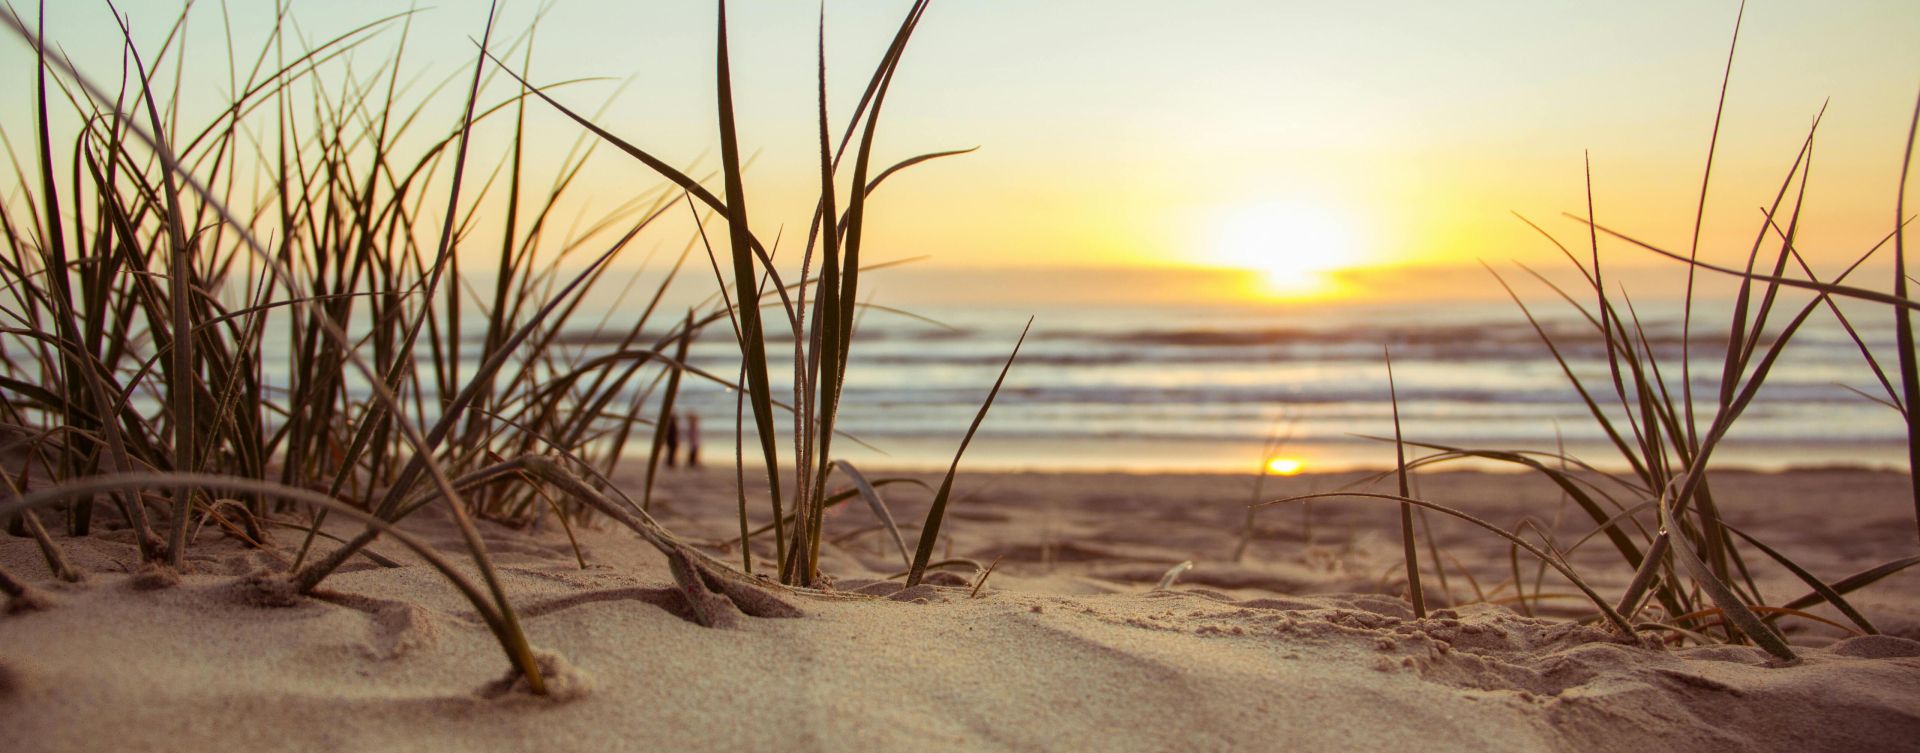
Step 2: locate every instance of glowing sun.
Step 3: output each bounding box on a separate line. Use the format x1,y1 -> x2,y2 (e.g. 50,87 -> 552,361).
1213,200 -> 1362,297
1265,457 -> 1305,476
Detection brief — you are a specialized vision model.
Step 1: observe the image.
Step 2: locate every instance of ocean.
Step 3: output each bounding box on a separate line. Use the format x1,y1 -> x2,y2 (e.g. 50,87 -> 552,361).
636,295 -> 1913,475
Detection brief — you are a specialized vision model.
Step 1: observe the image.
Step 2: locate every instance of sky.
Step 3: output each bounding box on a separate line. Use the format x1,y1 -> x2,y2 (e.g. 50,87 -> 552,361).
3,0 -> 1918,304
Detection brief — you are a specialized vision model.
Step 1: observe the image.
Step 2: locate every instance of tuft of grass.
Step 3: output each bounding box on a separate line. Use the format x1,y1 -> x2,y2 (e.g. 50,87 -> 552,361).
1305,8 -> 1917,660
0,0 -> 1010,696
489,0 -> 1007,590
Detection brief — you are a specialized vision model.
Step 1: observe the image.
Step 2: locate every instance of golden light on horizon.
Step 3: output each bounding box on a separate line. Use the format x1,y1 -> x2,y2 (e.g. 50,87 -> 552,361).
1265,457 -> 1305,476
1212,200 -> 1364,299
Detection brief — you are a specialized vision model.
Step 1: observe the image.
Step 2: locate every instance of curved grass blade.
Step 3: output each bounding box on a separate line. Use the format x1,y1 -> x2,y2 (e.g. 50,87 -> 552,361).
725,477 -> 930,545
859,146 -> 977,202
1154,560 -> 1194,591
1679,0 -> 1748,447
0,471 -> 544,692
0,6 -> 552,695
1780,555 -> 1920,613
1583,218 -> 1920,312
1655,477 -> 1796,661
1257,491 -> 1634,634
1891,90 -> 1920,544
831,459 -> 912,570
1360,436 -> 1656,566
907,318 -> 1031,587
1721,523 -> 1876,635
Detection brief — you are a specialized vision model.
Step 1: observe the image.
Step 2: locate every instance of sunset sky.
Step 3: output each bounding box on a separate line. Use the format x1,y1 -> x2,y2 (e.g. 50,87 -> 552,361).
5,1 -> 1918,303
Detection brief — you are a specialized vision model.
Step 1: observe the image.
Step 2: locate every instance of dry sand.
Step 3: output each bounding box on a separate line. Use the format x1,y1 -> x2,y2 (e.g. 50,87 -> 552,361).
3,466 -> 1918,751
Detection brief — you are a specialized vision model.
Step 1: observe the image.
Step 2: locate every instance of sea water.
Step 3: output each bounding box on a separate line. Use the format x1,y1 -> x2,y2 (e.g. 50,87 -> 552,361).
644,297 -> 1911,474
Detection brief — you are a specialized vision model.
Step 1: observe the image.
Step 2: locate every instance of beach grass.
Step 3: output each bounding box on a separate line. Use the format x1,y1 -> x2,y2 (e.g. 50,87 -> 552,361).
1,0 -> 1916,722
0,0 -> 1023,694
1257,7 -> 1920,660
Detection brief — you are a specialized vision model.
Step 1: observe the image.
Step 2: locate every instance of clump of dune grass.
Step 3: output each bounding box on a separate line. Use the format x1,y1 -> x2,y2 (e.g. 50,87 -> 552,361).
1264,7 -> 1920,660
489,0 -> 1022,590
0,0 -> 1017,694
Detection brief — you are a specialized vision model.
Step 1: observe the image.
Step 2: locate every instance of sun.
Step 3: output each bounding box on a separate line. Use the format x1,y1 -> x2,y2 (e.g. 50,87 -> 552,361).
1212,200 -> 1363,298
1265,457 -> 1305,476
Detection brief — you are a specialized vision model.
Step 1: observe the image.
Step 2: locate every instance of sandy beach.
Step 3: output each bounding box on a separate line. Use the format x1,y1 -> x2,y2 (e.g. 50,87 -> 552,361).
5,466 -> 1916,752
6,2 -> 1920,750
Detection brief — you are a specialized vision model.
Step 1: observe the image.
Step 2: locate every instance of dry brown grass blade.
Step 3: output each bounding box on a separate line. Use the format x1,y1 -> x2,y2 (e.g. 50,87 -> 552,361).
968,555 -> 1004,598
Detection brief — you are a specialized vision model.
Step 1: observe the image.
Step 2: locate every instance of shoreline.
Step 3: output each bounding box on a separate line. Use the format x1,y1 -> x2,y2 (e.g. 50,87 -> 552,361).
669,460 -> 1916,479
762,433 -> 1920,477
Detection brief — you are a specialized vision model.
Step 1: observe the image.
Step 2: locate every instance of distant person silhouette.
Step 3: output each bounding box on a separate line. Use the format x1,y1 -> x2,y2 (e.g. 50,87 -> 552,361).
663,409 -> 680,467
686,413 -> 702,467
